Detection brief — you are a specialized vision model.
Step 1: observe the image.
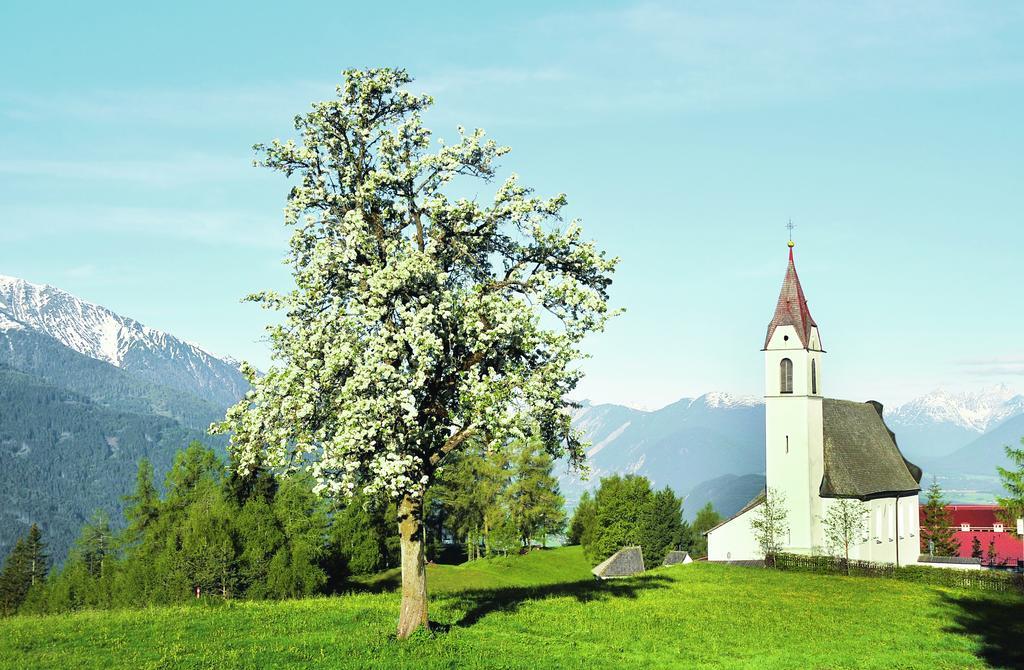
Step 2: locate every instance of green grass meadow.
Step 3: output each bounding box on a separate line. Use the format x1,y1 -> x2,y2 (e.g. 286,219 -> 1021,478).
1,546 -> 1020,670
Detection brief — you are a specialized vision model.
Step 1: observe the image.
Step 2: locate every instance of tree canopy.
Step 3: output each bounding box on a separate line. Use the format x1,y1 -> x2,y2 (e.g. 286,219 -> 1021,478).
569,475 -> 690,567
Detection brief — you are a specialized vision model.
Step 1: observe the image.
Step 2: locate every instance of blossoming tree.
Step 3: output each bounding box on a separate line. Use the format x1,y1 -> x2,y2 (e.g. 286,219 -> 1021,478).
217,68 -> 618,638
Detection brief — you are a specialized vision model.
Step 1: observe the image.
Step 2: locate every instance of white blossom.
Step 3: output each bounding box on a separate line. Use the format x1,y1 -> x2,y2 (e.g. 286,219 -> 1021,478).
214,68 -> 617,503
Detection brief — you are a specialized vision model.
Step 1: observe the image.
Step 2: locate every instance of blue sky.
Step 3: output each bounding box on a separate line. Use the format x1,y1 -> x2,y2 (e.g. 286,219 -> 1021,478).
1,1 -> 1022,409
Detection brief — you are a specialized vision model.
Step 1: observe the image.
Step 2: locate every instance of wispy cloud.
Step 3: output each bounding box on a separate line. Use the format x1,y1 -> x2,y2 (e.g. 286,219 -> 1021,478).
63,264 -> 98,279
0,205 -> 286,249
956,356 -> 1024,376
0,81 -> 328,128
522,1 -> 1024,114
0,153 -> 257,187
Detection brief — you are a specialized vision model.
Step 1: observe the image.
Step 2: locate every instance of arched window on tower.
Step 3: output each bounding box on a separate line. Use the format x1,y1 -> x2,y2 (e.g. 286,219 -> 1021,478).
811,359 -> 817,395
780,358 -> 793,394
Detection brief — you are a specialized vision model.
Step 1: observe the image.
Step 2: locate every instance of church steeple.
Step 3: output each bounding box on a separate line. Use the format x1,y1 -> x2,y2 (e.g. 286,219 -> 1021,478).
763,243 -> 819,350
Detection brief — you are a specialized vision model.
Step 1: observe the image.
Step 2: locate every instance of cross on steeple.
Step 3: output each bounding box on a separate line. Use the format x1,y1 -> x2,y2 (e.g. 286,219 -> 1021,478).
786,219 -> 796,242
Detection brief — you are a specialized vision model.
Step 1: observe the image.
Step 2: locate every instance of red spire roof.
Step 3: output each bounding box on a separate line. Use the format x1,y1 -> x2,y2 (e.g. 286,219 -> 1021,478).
764,245 -> 818,349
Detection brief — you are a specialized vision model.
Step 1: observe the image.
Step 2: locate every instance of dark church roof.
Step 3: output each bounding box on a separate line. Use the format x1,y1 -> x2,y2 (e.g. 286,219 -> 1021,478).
820,399 -> 923,500
764,246 -> 818,350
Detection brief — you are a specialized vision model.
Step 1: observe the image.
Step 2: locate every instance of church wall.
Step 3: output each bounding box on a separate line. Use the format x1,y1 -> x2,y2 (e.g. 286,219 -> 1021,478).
707,502 -> 765,562
817,495 -> 921,565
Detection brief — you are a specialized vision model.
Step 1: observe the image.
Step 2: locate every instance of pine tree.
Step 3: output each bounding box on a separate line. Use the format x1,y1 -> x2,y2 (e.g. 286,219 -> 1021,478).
996,438 -> 1024,525
22,525 -> 48,590
970,536 -> 983,559
0,536 -> 28,615
986,539 -> 999,566
690,503 -> 723,559
123,459 -> 160,541
506,439 -> 566,549
431,444 -> 510,559
225,453 -> 278,507
567,491 -> 596,546
587,475 -> 653,564
920,479 -> 959,557
639,487 -> 687,566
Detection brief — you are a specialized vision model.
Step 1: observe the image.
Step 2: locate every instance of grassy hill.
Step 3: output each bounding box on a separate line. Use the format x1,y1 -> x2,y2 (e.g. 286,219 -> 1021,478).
1,546 -> 1021,669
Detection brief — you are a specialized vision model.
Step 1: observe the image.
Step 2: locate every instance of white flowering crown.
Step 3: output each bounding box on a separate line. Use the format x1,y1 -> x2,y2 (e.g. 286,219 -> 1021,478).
215,68 -> 619,503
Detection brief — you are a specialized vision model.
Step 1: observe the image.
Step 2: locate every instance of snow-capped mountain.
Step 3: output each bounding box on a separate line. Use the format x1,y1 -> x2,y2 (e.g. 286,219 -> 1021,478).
564,386 -> 1019,517
884,385 -> 1024,466
564,392 -> 766,517
0,274 -> 247,407
886,385 -> 1024,434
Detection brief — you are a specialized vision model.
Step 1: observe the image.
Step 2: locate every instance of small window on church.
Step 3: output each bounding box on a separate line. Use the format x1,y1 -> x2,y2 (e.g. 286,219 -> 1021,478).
811,360 -> 817,395
780,358 -> 793,394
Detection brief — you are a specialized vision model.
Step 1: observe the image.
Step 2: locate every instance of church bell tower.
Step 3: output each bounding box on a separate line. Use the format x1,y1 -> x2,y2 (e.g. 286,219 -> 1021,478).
763,240 -> 825,554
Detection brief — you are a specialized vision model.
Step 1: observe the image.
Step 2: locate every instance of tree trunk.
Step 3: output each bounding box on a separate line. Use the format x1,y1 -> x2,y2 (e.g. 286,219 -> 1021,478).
397,494 -> 429,639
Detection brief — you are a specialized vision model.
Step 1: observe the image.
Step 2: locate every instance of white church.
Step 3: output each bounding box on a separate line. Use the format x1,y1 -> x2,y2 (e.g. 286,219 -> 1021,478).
707,242 -> 923,565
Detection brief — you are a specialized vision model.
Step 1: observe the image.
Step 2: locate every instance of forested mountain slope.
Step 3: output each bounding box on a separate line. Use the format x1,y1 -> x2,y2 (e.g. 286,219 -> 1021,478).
0,367 -> 220,561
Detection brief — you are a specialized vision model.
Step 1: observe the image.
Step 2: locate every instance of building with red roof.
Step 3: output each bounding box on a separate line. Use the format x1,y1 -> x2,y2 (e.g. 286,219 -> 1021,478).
920,505 -> 1024,567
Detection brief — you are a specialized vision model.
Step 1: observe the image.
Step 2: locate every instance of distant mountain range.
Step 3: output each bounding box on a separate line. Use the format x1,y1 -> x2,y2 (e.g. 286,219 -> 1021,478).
0,275 -> 247,407
1,273 -> 1020,559
885,385 -> 1024,462
567,386 -> 1023,521
563,393 -> 765,521
0,275 -> 247,561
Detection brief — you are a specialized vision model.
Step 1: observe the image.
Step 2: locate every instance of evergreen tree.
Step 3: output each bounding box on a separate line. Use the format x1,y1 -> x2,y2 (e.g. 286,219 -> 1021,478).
22,525 -> 48,591
970,536 -> 983,559
326,494 -> 393,578
586,475 -> 652,564
567,491 -> 596,546
0,532 -> 34,618
690,503 -> 723,559
123,459 -> 160,542
225,453 -> 278,508
263,475 -> 329,599
178,476 -> 237,599
0,537 -> 28,615
488,511 -> 521,556
48,512 -> 119,611
431,444 -> 509,559
639,487 -> 688,565
0,528 -> 45,616
506,439 -> 566,549
78,511 -> 115,580
996,438 -> 1024,525
920,479 -> 959,557
986,539 -> 999,566
164,441 -> 224,509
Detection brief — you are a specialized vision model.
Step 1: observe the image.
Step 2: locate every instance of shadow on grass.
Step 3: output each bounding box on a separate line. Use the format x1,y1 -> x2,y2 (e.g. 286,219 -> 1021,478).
440,574 -> 674,628
346,570 -> 402,594
941,592 -> 1024,669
